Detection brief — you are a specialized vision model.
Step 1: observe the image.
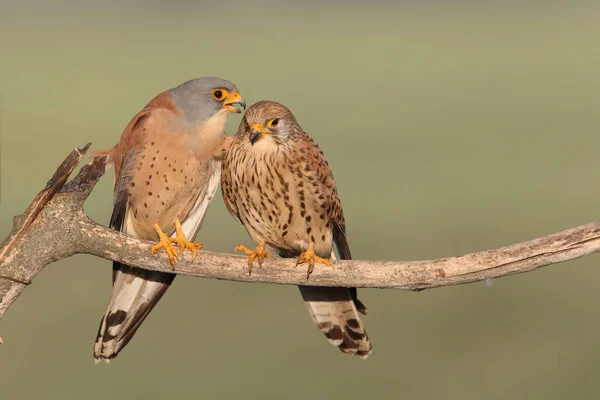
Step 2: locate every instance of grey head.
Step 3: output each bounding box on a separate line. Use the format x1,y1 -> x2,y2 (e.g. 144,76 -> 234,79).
169,77 -> 246,126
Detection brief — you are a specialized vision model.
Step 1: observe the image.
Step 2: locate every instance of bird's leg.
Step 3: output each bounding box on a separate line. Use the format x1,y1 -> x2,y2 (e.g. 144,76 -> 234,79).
234,241 -> 272,275
150,220 -> 203,269
151,224 -> 179,267
170,219 -> 204,262
296,242 -> 332,279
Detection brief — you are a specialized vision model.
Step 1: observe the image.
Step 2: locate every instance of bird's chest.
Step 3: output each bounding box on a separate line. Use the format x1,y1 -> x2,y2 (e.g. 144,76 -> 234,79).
225,149 -> 332,255
128,138 -> 208,237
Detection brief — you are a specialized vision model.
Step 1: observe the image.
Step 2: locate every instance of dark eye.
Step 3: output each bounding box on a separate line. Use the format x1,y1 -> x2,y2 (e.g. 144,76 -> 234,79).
211,89 -> 228,100
267,119 -> 279,128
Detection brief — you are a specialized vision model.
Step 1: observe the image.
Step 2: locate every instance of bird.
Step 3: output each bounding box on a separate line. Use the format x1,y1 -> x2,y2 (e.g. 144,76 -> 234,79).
221,100 -> 372,358
90,77 -> 246,362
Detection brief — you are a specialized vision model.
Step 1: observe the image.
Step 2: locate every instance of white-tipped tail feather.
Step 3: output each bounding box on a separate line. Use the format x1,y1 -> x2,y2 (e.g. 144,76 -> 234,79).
299,252 -> 372,359
93,265 -> 174,361
299,286 -> 372,359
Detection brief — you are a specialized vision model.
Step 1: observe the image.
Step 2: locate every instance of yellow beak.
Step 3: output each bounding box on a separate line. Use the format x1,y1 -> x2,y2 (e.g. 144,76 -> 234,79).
249,123 -> 269,145
222,91 -> 246,113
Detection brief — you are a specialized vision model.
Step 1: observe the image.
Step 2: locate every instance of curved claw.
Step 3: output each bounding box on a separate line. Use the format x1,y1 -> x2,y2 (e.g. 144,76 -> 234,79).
296,242 -> 332,279
152,220 -> 204,269
235,241 -> 272,275
151,224 -> 179,267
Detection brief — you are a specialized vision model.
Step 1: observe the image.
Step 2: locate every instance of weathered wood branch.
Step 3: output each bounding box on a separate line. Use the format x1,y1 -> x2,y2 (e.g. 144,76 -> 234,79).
1,144 -> 600,320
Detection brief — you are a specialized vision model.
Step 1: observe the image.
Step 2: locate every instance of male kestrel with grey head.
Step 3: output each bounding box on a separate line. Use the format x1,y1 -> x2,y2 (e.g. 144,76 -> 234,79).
91,77 -> 245,361
221,101 -> 372,358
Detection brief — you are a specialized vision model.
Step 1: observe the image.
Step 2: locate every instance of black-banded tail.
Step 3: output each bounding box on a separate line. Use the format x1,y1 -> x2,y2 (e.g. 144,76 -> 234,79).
93,263 -> 174,362
299,285 -> 372,358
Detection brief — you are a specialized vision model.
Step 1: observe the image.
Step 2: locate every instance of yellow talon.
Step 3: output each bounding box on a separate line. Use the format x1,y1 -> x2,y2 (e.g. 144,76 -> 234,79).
151,224 -> 179,267
235,241 -> 271,275
151,219 -> 203,269
171,219 -> 204,261
296,242 -> 332,279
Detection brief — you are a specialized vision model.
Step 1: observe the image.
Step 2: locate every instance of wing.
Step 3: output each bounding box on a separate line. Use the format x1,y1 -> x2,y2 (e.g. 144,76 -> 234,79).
180,158 -> 222,240
297,134 -> 367,314
295,133 -> 371,358
109,106 -> 151,281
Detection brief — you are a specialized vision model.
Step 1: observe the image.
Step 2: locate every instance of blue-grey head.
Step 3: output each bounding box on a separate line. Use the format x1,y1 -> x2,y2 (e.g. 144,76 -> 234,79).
169,77 -> 246,126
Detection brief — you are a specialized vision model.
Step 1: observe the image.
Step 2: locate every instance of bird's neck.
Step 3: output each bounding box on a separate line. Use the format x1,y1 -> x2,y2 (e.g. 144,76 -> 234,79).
185,111 -> 228,156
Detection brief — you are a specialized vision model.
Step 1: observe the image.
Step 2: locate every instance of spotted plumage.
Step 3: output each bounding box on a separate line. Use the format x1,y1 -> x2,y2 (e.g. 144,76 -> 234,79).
91,77 -> 245,361
221,101 -> 372,358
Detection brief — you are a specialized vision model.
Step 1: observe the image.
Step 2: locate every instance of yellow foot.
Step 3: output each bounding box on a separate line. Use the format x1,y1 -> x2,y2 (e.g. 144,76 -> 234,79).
296,242 -> 332,279
151,219 -> 203,269
151,224 -> 178,267
171,219 -> 203,261
235,241 -> 272,275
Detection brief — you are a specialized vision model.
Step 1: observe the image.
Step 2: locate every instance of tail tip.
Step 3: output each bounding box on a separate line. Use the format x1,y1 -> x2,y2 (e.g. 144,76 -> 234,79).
357,349 -> 372,360
340,346 -> 372,360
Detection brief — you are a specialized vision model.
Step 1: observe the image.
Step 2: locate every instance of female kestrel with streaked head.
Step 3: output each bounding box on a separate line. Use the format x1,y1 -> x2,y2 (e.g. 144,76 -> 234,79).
221,101 -> 372,358
91,77 -> 245,361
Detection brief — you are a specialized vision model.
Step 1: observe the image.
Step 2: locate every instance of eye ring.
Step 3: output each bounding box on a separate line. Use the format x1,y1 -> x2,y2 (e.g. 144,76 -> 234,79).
267,119 -> 280,128
211,88 -> 229,101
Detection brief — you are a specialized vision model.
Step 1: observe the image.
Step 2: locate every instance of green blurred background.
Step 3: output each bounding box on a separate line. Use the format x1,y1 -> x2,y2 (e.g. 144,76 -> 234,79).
2,1 -> 600,399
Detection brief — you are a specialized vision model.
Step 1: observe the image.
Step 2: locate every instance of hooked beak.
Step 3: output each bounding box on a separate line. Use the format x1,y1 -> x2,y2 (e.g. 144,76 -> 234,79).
249,123 -> 269,145
222,91 -> 246,113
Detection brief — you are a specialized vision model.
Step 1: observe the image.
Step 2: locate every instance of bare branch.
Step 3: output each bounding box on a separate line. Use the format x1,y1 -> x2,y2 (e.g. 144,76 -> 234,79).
1,144 -> 600,320
0,143 -> 90,262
